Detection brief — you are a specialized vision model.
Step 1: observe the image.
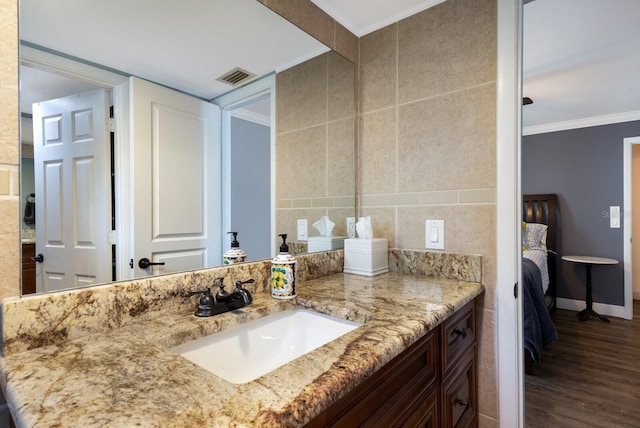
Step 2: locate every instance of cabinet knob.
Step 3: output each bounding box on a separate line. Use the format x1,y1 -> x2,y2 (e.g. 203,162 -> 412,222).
456,398 -> 471,411
454,327 -> 467,339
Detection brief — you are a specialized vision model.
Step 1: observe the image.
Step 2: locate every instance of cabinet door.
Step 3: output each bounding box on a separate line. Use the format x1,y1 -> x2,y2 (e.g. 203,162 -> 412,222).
441,350 -> 477,428
395,387 -> 439,428
308,331 -> 438,427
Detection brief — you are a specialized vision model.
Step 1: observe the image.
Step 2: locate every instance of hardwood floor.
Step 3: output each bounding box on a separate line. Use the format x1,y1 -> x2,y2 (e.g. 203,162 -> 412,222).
525,300 -> 640,427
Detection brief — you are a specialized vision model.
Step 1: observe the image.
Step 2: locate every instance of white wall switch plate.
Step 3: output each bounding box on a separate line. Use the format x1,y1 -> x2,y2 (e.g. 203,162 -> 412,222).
610,206 -> 620,228
425,220 -> 445,250
297,219 -> 308,240
346,217 -> 356,238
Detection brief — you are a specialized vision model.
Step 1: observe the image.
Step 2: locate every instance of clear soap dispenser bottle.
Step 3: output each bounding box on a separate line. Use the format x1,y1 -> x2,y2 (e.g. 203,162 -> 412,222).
271,233 -> 297,299
223,231 -> 247,265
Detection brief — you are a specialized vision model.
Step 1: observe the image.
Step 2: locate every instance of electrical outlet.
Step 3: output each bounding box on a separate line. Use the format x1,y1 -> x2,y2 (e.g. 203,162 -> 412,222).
297,219 -> 308,240
346,217 -> 356,238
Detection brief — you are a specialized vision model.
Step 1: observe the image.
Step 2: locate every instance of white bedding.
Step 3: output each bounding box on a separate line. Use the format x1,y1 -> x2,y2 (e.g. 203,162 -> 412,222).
523,248 -> 549,294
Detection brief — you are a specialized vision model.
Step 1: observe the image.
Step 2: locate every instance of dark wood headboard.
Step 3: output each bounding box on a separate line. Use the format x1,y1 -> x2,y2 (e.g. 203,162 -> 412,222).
523,193 -> 558,307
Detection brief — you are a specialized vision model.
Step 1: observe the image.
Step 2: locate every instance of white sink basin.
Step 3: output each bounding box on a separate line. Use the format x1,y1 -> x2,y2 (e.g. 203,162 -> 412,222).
172,309 -> 362,384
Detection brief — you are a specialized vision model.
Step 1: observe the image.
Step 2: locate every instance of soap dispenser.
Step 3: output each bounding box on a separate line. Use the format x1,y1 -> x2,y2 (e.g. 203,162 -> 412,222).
271,233 -> 297,300
223,231 -> 247,265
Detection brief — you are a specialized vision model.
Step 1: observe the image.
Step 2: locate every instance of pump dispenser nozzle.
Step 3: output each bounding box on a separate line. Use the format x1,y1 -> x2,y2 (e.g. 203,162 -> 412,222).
228,231 -> 240,248
278,233 -> 289,253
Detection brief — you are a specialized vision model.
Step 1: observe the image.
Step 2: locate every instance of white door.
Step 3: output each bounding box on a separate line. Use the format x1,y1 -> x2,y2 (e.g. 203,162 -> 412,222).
129,77 -> 221,277
32,89 -> 112,292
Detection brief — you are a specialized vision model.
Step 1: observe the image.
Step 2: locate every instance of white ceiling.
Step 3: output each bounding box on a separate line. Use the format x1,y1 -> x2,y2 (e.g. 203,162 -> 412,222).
310,0 -> 446,37
20,0 -> 640,132
522,0 -> 640,133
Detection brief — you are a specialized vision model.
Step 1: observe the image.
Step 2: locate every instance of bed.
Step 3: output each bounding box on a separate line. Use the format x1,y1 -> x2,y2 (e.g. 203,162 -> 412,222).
523,194 -> 559,373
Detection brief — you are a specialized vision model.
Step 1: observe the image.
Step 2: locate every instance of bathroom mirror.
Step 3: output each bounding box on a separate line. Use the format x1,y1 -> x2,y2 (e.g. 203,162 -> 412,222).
18,0 -> 356,295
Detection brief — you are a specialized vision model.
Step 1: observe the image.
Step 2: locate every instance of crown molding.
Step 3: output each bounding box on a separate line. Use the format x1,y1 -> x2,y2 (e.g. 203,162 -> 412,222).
523,110 -> 640,136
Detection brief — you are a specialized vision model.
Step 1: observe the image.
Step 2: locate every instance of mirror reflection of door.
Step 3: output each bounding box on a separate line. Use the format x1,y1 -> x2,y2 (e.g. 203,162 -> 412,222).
32,89 -> 113,293
129,77 -> 222,278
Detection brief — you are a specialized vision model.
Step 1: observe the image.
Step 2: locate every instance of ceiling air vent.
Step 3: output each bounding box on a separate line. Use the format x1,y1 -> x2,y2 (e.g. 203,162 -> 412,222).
216,67 -> 256,86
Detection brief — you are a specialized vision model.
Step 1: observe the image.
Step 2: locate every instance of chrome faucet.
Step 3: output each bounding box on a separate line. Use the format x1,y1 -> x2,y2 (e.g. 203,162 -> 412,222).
182,277 -> 254,317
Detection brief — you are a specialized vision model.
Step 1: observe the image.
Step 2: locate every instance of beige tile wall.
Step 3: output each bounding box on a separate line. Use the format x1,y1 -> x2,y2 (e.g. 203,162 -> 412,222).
357,0 -> 498,423
275,51 -> 356,241
0,0 -> 20,301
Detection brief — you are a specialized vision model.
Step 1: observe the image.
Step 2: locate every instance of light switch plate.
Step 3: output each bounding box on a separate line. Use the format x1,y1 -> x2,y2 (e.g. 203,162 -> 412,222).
425,220 -> 444,250
610,206 -> 620,228
297,219 -> 308,241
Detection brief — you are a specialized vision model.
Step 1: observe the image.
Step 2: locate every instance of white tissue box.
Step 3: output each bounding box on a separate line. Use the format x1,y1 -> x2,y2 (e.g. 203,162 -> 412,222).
307,236 -> 346,253
343,238 -> 389,276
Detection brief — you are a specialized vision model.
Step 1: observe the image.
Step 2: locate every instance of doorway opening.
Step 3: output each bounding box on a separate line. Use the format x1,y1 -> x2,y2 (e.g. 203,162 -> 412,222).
214,75 -> 276,260
19,60 -> 121,293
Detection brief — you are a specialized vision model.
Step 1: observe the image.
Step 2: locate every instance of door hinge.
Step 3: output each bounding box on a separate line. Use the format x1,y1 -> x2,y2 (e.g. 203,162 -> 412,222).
514,282 -> 518,299
107,230 -> 116,245
108,117 -> 115,132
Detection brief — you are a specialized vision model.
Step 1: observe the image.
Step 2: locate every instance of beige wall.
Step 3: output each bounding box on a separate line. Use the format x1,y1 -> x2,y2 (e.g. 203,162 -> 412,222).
357,0 -> 498,425
275,51 -> 356,241
0,0 -> 20,300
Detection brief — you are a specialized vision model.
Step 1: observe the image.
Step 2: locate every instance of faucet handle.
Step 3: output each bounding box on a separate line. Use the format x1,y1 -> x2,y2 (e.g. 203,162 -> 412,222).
235,278 -> 255,289
182,287 -> 211,298
215,276 -> 226,291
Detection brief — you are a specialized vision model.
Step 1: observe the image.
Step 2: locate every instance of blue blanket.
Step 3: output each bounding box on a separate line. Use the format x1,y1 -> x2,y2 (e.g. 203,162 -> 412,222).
523,257 -> 558,363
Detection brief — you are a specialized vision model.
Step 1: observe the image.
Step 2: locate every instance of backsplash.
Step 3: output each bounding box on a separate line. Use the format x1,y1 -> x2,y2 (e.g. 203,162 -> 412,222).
389,249 -> 481,282
1,250 -> 344,355
1,248 -> 480,356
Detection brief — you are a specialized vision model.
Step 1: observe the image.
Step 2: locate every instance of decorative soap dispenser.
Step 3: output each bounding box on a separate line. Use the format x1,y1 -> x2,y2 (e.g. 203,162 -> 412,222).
271,233 -> 297,300
223,231 -> 247,265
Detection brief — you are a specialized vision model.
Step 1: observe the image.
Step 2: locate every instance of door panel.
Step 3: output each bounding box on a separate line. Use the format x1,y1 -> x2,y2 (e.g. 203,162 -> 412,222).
33,89 -> 111,292
130,77 -> 221,277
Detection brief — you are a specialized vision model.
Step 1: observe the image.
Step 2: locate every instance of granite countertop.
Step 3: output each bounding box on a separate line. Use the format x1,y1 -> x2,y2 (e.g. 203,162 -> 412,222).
1,272 -> 483,427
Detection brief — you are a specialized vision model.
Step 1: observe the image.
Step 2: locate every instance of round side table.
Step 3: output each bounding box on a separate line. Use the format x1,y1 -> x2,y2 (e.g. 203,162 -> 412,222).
561,255 -> 618,323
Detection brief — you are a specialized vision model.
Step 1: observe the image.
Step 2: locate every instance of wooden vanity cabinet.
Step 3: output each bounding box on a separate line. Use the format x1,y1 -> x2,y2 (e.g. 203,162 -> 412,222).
307,299 -> 478,428
21,243 -> 36,295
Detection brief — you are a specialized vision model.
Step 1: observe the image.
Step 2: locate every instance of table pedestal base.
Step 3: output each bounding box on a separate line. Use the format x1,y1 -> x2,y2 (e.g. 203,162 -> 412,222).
578,264 -> 610,323
577,308 -> 609,323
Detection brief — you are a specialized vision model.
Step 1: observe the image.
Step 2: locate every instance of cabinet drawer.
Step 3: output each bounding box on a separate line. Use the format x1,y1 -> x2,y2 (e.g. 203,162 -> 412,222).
308,330 -> 438,427
440,300 -> 476,375
441,350 -> 477,428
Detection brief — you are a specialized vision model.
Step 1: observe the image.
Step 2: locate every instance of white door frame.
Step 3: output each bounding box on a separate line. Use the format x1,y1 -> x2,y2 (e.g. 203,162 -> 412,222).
496,0 -> 524,426
622,136 -> 640,320
212,74 -> 276,258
